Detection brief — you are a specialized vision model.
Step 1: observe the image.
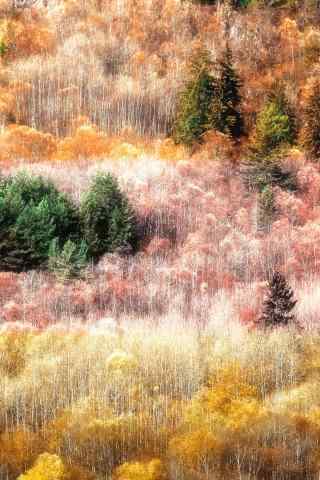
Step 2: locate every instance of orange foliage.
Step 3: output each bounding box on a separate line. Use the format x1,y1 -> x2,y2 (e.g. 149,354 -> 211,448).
6,20 -> 56,59
156,138 -> 187,162
0,125 -> 57,163
0,87 -> 16,119
0,429 -> 42,476
56,124 -> 110,161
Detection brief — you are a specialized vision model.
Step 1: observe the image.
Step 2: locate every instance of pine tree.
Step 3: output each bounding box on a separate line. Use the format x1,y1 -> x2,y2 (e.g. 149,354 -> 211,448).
251,100 -> 291,156
173,47 -> 217,146
211,46 -> 243,139
0,173 -> 80,271
80,173 -> 137,259
257,185 -> 277,232
173,46 -> 243,145
301,79 -> 320,159
242,85 -> 297,192
268,82 -> 297,144
48,239 -> 88,281
242,154 -> 297,193
260,272 -> 297,328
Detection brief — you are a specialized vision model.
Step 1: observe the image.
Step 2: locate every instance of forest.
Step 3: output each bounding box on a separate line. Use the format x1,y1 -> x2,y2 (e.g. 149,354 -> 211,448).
1,0 -> 320,478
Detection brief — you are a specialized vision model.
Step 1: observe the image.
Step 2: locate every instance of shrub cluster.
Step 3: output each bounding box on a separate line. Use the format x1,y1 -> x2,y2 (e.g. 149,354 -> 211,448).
0,172 -> 137,275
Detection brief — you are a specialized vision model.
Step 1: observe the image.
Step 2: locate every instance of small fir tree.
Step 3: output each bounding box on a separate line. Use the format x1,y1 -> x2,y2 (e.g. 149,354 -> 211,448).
173,47 -> 217,146
257,185 -> 277,232
301,79 -> 320,159
268,82 -> 297,144
251,101 -> 291,156
211,46 -> 243,138
80,173 -> 137,258
260,272 -> 297,328
48,239 -> 89,281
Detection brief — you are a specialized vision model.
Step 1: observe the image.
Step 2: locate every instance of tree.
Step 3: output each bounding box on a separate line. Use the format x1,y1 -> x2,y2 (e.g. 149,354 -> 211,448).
80,173 -> 137,258
301,79 -> 320,159
257,185 -> 277,232
242,155 -> 297,192
0,173 -> 80,271
18,453 -> 69,480
268,82 -> 297,144
113,459 -> 168,480
242,85 -> 297,192
211,46 -> 243,139
173,45 -> 243,145
48,239 -> 89,281
251,100 -> 292,157
260,272 -> 297,328
172,46 -> 217,146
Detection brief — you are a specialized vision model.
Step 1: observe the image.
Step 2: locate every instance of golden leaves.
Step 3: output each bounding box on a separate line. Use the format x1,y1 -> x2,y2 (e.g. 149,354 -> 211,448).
0,125 -> 57,163
113,459 -> 168,480
18,453 -> 69,480
56,124 -> 109,161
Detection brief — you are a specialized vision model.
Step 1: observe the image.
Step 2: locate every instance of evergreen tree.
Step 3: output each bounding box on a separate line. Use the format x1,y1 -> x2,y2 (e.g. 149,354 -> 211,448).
0,173 -> 80,271
268,82 -> 297,144
173,47 -> 217,146
301,79 -> 320,159
48,239 -> 88,281
251,101 -> 292,156
242,155 -> 297,192
173,45 -> 243,145
80,173 -> 137,259
260,272 -> 297,328
211,46 -> 243,138
242,86 -> 297,192
249,84 -> 296,158
257,185 -> 277,232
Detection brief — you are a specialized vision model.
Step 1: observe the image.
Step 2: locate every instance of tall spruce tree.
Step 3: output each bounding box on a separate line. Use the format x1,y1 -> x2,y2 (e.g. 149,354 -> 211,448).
173,47 -> 217,146
301,79 -> 320,159
211,46 -> 243,138
260,272 -> 297,328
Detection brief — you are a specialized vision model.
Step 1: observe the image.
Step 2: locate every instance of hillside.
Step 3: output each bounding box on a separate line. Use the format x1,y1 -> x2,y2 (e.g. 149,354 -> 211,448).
1,0 -> 320,479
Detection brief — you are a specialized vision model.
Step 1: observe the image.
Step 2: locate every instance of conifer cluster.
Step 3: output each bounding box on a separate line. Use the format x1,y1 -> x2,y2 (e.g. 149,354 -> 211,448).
173,45 -> 243,146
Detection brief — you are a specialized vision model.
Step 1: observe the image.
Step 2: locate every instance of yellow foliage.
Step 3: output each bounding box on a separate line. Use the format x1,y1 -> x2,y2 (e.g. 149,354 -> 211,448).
56,124 -> 110,161
110,141 -> 143,160
106,350 -> 139,375
225,398 -> 267,435
0,125 -> 57,163
0,331 -> 28,376
156,138 -> 187,162
18,453 -> 69,480
194,364 -> 258,421
113,458 -> 167,480
169,429 -> 219,468
279,18 -> 301,44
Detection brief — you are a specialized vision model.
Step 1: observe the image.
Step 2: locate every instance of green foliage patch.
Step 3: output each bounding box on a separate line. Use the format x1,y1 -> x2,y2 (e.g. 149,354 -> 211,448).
0,172 -> 137,275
